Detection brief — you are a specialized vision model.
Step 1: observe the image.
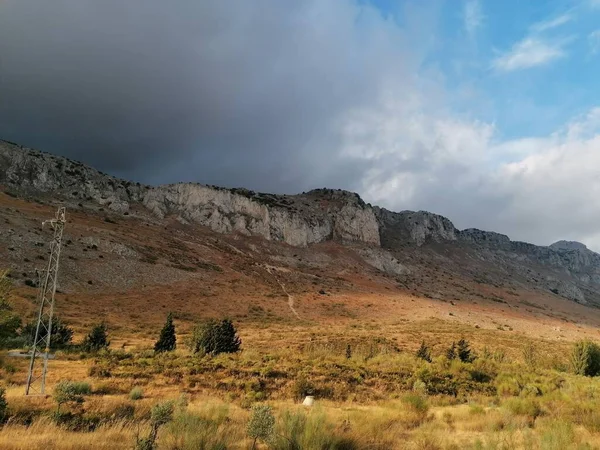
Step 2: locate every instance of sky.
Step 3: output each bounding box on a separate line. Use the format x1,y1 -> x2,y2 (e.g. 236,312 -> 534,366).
1,0 -> 600,250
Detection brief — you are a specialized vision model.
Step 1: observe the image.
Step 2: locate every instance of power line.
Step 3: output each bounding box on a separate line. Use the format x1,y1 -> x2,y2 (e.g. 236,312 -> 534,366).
25,206 -> 66,396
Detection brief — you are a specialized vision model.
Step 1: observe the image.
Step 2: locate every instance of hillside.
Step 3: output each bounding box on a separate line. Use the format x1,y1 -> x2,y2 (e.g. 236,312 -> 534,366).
5,139 -> 600,449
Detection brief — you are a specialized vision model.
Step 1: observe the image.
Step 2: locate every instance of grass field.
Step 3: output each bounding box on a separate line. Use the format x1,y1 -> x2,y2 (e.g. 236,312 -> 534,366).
3,314 -> 600,449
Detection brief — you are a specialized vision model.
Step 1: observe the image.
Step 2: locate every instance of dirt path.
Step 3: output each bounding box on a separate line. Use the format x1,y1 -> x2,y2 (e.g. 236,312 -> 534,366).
265,266 -> 300,319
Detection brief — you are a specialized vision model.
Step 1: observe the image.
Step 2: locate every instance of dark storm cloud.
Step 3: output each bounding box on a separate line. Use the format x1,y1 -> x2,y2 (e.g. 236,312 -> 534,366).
0,0 -> 416,193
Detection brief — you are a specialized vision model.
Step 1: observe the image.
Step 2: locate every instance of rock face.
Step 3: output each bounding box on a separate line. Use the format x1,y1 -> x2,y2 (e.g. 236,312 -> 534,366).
143,184 -> 380,247
0,140 -> 146,213
4,138 -> 600,305
0,140 -> 379,248
550,241 -> 588,252
375,208 -> 457,247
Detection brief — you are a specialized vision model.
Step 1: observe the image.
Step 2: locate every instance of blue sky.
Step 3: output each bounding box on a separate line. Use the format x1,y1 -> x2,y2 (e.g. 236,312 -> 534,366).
369,0 -> 600,140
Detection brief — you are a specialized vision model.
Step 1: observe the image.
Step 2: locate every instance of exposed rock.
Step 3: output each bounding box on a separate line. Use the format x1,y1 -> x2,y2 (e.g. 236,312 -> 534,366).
550,240 -> 589,252
4,138 -> 600,306
375,208 -> 457,247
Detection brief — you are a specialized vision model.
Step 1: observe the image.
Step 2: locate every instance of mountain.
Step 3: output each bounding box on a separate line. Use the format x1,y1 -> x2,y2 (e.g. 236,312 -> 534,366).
2,138 -> 600,314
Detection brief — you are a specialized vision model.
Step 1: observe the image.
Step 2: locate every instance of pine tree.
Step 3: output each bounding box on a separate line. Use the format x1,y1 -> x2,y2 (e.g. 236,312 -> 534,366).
191,319 -> 241,355
457,338 -> 475,363
446,342 -> 457,360
83,323 -> 110,352
416,341 -> 432,362
154,313 -> 176,353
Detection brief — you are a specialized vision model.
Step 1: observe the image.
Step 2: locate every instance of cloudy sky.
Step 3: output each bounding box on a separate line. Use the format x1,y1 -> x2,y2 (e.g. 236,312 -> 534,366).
1,0 -> 600,250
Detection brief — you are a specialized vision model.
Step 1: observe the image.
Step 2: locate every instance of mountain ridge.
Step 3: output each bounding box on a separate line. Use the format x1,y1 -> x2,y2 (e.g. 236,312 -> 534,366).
2,138 -> 600,306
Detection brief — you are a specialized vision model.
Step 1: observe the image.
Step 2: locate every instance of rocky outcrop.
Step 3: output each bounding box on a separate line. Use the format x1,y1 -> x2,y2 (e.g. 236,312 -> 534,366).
375,208 -> 457,247
0,140 -> 146,213
550,241 -> 589,252
4,138 -> 600,305
0,140 -> 379,248
459,229 -> 511,248
143,184 -> 380,247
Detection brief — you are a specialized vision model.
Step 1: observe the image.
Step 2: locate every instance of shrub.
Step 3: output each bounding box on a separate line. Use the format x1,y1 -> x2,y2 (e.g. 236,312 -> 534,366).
22,316 -> 74,349
54,381 -> 92,412
83,323 -> 110,352
190,319 -> 241,355
272,410 -> 358,450
247,404 -> 275,449
130,387 -> 144,401
136,401 -> 175,450
292,376 -> 315,401
570,340 -> 600,376
154,313 -> 176,353
416,341 -> 432,363
0,387 -> 7,423
522,342 -> 536,369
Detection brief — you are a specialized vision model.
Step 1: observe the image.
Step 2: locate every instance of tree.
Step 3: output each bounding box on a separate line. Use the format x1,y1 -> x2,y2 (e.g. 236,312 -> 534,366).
0,387 -> 7,423
83,323 -> 110,352
247,404 -> 275,450
22,316 -> 74,349
457,338 -> 475,363
190,319 -> 241,355
446,342 -> 457,360
570,340 -> 600,376
0,270 -> 20,348
416,341 -> 432,363
135,401 -> 174,450
154,313 -> 176,353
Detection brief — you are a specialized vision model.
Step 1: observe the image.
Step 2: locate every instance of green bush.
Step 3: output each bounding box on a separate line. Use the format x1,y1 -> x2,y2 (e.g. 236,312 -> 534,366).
83,323 -> 110,352
271,410 -> 358,450
190,319 -> 241,355
247,404 -> 275,449
130,387 -> 144,401
136,401 -> 175,450
570,340 -> 600,376
53,381 -> 92,412
154,313 -> 176,353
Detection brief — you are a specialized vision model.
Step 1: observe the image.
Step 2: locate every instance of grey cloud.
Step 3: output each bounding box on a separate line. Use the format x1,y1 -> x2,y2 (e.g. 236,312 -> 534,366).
0,0 -> 418,193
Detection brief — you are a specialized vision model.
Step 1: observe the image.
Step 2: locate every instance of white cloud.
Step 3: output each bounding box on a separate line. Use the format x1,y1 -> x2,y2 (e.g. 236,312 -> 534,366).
590,30 -> 600,53
464,0 -> 484,38
492,37 -> 568,72
530,13 -> 573,32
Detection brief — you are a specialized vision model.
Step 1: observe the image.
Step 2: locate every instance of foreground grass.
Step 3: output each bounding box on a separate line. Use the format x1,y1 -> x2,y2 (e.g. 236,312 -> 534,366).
2,324 -> 600,449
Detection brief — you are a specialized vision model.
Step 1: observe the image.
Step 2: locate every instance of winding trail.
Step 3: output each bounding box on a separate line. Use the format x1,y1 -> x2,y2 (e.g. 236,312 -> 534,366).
265,266 -> 300,319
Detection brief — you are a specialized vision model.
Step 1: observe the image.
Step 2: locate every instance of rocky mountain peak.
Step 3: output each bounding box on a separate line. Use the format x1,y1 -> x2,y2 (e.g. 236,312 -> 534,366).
550,240 -> 589,252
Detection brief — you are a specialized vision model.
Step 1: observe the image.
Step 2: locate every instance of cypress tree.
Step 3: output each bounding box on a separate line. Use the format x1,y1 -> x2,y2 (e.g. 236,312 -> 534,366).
457,338 -> 475,363
416,341 -> 432,362
154,313 -> 177,353
446,342 -> 457,360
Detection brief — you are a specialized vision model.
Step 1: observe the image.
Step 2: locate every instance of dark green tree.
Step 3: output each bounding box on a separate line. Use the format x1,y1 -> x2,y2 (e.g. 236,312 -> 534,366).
416,341 -> 432,363
446,342 -> 457,360
22,316 -> 74,349
345,344 -> 352,360
191,319 -> 241,355
154,313 -> 176,353
0,270 -> 21,348
83,323 -> 110,352
457,338 -> 475,363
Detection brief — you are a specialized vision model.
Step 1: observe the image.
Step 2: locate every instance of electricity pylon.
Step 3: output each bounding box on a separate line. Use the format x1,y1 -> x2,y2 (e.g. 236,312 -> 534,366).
25,207 -> 66,395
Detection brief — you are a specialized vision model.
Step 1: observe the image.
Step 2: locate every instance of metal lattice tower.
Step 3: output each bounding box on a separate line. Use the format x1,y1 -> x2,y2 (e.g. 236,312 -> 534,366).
25,207 -> 66,396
